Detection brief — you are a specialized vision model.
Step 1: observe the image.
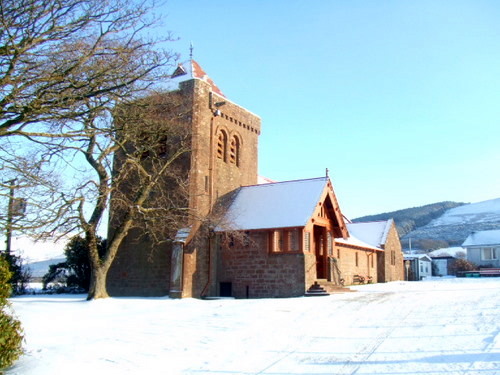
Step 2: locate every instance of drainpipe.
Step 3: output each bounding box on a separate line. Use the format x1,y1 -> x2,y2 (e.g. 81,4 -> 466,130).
208,93 -> 215,212
200,93 -> 218,299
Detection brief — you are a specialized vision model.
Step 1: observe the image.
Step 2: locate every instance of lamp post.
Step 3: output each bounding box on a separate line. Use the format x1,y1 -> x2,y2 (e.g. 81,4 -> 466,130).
405,260 -> 410,281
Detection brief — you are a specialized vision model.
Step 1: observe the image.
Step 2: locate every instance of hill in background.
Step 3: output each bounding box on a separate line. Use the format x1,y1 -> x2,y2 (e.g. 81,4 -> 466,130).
353,199 -> 500,250
353,201 -> 466,237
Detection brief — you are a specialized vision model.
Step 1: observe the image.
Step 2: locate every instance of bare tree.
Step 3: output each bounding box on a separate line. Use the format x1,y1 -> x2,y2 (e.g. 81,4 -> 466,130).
0,0 -> 174,135
2,92 -> 192,299
0,0 -> 194,299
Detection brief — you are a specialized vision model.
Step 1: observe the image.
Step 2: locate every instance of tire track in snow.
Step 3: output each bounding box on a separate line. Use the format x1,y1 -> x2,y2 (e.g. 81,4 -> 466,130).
255,291 -> 406,374
336,292 -> 417,375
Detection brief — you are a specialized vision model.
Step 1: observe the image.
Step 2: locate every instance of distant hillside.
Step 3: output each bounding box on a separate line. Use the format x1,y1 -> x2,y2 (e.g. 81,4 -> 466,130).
353,199 -> 500,251
353,201 -> 466,237
401,198 -> 500,249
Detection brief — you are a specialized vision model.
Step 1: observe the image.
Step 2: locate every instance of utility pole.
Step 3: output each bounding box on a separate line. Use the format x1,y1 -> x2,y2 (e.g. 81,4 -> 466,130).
4,179 -> 16,255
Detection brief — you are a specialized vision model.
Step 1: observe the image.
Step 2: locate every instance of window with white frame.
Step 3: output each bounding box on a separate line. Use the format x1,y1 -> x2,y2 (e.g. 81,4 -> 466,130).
481,247 -> 498,261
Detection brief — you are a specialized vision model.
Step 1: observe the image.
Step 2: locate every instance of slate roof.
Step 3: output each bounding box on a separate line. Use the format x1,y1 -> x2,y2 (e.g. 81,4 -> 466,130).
462,229 -> 500,247
217,177 -> 329,231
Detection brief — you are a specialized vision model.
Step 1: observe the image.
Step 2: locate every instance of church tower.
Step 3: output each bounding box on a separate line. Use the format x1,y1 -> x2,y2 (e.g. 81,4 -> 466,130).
171,60 -> 261,221
107,60 -> 261,297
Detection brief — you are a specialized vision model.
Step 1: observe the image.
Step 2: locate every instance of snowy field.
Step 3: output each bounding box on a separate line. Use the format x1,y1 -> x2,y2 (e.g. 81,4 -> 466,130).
6,277 -> 500,375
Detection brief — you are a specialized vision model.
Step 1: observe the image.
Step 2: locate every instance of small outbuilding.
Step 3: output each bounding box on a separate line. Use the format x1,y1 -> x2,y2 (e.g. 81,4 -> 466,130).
430,256 -> 457,276
404,254 -> 432,281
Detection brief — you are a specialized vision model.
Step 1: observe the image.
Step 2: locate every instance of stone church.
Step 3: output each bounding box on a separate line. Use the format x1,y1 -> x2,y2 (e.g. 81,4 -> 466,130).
106,60 -> 404,298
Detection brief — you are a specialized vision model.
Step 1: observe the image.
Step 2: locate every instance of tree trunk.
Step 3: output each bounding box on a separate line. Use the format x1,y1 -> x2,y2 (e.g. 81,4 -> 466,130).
87,265 -> 110,300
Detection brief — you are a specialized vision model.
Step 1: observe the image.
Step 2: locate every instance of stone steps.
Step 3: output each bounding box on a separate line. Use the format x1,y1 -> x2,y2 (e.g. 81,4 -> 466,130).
304,280 -> 353,297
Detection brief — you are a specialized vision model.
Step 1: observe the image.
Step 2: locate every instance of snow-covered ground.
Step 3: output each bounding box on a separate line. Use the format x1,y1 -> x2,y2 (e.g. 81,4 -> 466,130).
6,277 -> 500,375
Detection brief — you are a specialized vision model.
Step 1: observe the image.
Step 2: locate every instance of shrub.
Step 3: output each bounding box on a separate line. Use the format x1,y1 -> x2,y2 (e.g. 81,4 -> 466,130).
42,261 -> 69,290
3,253 -> 31,295
42,235 -> 106,291
453,258 -> 477,272
0,255 -> 24,370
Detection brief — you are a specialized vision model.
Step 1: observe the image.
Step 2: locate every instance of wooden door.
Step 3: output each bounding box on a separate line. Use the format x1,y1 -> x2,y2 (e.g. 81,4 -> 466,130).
314,226 -> 326,279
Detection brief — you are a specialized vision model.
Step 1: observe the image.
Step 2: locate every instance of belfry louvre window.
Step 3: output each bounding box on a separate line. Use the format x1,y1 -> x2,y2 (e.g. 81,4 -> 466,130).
229,136 -> 240,166
269,229 -> 301,252
216,130 -> 227,161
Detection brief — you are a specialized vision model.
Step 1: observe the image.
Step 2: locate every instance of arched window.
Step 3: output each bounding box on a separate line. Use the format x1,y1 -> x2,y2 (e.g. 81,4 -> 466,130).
216,130 -> 227,162
229,136 -> 240,166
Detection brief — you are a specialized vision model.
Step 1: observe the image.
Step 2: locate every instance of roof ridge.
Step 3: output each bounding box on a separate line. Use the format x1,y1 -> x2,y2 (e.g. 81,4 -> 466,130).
351,219 -> 391,224
242,176 -> 328,189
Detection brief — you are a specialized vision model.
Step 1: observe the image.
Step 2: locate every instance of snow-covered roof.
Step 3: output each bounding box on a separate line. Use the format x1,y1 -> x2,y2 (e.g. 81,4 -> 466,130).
170,59 -> 225,97
428,247 -> 465,258
257,176 -> 276,184
335,236 -> 382,252
462,229 -> 500,247
346,220 -> 393,248
174,227 -> 191,244
404,254 -> 432,262
217,177 -> 329,231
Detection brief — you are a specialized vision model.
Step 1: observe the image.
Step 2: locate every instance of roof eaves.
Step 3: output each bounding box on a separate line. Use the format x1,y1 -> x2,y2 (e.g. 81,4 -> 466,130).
335,235 -> 383,252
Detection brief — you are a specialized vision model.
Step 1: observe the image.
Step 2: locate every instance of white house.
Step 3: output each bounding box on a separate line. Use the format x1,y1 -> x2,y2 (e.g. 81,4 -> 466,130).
462,229 -> 500,268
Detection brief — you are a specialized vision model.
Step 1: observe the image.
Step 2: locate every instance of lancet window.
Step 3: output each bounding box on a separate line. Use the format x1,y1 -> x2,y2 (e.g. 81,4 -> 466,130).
216,130 -> 228,161
229,136 -> 240,166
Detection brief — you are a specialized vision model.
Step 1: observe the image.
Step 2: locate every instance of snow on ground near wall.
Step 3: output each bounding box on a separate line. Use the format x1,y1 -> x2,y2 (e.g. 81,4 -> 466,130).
7,278 -> 500,375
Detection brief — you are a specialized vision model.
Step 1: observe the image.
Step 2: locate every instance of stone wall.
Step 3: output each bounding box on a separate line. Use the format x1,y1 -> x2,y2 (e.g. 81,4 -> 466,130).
182,79 -> 261,298
107,77 -> 261,298
335,245 -> 379,285
107,228 -> 172,296
378,223 -> 405,282
186,80 -> 260,220
218,231 -> 307,298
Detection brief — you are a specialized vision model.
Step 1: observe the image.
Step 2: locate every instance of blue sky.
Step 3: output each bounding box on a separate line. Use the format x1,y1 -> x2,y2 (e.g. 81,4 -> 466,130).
159,0 -> 500,218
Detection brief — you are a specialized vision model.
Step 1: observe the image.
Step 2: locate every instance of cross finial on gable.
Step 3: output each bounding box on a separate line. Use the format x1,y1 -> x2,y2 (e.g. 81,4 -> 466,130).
189,41 -> 194,60
325,168 -> 329,177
